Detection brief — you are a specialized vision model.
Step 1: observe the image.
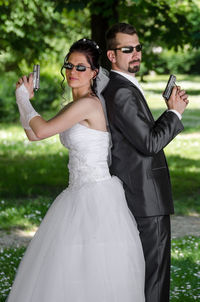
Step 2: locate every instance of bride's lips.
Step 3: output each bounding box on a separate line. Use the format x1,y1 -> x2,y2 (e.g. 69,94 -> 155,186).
69,76 -> 78,80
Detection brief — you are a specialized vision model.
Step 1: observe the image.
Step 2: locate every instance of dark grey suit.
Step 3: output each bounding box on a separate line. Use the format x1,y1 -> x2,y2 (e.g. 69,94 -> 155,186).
103,71 -> 184,302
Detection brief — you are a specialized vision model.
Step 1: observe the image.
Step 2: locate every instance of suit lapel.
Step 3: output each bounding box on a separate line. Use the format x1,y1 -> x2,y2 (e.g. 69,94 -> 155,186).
109,71 -> 155,122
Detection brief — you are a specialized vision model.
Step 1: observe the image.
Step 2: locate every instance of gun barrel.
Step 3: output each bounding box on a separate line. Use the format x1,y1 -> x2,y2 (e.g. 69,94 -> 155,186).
33,64 -> 40,91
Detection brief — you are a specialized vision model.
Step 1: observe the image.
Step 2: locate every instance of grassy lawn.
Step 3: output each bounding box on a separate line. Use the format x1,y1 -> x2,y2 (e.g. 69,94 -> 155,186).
0,74 -> 199,301
170,236 -> 200,301
0,124 -> 69,198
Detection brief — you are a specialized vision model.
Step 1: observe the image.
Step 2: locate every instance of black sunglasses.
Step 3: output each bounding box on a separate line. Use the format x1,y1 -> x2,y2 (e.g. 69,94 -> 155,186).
64,62 -> 91,72
112,44 -> 142,53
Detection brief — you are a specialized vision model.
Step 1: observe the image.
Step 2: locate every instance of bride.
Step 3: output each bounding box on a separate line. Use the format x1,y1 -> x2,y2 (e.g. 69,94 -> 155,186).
7,38 -> 145,302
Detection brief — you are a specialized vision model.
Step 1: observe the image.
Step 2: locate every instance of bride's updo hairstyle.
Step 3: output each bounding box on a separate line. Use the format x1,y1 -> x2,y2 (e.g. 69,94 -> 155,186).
61,38 -> 102,94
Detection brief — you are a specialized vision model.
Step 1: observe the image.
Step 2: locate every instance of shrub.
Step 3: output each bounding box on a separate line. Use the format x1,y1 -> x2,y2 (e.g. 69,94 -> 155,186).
0,71 -> 71,122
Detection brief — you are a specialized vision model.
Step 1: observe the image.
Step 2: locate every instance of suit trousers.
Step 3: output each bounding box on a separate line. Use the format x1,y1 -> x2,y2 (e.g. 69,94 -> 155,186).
135,215 -> 171,302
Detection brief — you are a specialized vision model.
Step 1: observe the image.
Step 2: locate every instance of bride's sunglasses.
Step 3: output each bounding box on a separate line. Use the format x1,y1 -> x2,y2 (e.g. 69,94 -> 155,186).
64,62 -> 91,72
112,44 -> 142,54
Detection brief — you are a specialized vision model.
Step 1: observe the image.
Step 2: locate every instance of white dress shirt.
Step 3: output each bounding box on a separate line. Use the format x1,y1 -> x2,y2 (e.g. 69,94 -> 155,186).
111,70 -> 182,120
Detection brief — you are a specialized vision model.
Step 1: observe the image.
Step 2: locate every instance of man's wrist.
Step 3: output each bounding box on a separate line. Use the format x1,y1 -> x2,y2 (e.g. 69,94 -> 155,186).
167,109 -> 182,120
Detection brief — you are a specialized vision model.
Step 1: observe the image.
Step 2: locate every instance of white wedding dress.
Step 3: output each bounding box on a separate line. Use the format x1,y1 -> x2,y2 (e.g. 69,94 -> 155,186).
7,123 -> 145,302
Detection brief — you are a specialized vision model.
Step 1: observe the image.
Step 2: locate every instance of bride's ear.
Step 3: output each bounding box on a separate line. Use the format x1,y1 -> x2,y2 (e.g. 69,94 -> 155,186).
92,69 -> 98,79
107,50 -> 116,63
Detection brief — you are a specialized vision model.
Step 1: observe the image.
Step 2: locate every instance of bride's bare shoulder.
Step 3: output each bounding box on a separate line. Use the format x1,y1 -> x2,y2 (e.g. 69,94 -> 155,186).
59,96 -> 102,116
76,95 -> 101,108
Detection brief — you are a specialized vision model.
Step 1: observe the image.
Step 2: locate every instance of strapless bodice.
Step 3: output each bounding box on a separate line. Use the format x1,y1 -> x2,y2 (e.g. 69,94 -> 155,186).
60,123 -> 112,189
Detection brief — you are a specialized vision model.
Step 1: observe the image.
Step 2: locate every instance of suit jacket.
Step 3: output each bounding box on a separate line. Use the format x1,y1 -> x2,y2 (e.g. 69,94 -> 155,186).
103,71 -> 184,217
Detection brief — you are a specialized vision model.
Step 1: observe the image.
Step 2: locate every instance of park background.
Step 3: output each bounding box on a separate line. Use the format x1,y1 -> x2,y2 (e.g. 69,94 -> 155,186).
0,0 -> 200,301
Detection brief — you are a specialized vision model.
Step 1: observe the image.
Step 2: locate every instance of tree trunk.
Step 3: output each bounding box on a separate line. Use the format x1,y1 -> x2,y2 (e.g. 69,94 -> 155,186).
90,0 -> 119,70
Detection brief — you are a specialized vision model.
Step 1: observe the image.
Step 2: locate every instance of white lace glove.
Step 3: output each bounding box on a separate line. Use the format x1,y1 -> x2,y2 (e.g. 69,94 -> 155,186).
16,84 -> 40,129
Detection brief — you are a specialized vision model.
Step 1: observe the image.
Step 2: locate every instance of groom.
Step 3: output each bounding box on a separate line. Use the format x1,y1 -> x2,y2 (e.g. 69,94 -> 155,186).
103,23 -> 188,302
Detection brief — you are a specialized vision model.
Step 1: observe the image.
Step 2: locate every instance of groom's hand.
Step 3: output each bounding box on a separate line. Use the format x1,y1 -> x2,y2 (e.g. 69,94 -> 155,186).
167,86 -> 189,115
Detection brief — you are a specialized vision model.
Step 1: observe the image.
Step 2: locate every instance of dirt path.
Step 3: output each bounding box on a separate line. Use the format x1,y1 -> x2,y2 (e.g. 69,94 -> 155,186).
171,215 -> 200,238
0,216 -> 199,248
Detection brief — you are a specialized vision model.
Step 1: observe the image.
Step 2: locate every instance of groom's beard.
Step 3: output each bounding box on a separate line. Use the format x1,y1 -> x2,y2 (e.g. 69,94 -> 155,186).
128,59 -> 141,73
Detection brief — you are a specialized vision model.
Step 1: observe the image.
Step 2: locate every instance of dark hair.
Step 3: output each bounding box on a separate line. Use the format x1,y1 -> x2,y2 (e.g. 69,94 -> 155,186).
61,38 -> 101,95
106,23 -> 137,50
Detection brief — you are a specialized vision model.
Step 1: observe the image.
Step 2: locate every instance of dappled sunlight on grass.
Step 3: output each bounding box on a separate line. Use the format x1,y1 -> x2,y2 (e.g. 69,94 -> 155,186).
0,123 -> 67,156
0,197 -> 52,230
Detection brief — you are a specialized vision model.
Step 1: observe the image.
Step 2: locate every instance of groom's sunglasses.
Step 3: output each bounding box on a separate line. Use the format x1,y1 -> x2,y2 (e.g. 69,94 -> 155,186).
112,44 -> 142,53
64,62 -> 91,72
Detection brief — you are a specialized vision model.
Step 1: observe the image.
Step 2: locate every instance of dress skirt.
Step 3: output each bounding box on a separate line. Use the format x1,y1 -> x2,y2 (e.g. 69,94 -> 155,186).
7,176 -> 145,302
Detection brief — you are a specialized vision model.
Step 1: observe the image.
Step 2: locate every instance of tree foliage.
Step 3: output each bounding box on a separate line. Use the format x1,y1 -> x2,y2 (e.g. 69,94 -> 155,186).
0,0 -> 200,72
54,0 -> 120,67
0,0 -> 89,72
120,0 -> 200,72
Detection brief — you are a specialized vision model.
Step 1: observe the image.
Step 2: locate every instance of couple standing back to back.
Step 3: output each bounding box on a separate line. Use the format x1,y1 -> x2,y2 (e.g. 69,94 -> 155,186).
7,22 -> 188,302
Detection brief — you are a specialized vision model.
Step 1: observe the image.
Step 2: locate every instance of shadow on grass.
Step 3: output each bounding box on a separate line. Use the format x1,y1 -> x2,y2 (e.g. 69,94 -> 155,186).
0,153 -> 69,198
167,155 -> 200,215
168,155 -> 200,195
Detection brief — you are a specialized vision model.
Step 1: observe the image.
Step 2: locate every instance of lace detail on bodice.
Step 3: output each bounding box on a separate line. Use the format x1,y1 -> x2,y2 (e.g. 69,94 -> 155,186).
60,123 -> 111,190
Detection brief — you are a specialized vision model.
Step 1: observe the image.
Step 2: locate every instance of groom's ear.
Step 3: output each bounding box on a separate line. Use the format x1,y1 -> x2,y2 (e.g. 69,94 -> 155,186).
107,50 -> 116,63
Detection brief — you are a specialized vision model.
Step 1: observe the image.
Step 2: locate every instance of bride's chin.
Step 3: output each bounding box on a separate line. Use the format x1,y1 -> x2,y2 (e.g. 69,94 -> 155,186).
67,81 -> 78,88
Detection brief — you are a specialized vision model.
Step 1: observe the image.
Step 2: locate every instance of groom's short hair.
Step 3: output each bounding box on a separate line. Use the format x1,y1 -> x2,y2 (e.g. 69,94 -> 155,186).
106,23 -> 137,50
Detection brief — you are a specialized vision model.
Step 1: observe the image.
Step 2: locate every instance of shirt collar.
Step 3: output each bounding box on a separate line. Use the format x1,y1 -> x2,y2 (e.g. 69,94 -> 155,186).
111,69 -> 145,97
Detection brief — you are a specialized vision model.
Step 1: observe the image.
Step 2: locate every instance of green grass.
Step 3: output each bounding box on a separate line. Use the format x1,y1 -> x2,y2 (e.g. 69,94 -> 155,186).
0,236 -> 199,302
0,246 -> 26,302
170,236 -> 200,301
166,137 -> 200,215
0,197 -> 52,230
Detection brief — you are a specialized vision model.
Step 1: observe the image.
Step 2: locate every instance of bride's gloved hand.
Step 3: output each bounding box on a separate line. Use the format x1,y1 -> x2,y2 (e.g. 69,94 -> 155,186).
15,74 -> 40,129
16,74 -> 34,98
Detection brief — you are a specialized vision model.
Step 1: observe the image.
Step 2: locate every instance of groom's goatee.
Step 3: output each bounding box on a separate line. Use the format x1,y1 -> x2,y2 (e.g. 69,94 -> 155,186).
128,59 -> 141,73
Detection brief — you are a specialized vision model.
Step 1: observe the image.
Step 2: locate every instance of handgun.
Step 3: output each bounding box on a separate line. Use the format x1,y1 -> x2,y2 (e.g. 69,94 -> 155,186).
33,64 -> 40,91
162,74 -> 176,101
